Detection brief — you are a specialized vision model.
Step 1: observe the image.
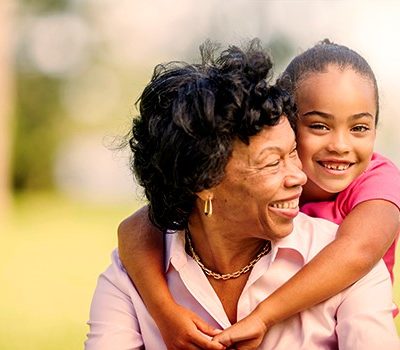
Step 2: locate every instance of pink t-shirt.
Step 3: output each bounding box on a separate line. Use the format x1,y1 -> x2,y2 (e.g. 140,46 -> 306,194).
301,152 -> 400,282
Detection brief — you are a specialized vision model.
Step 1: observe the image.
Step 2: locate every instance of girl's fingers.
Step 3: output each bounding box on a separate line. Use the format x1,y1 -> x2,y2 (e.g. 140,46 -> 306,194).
189,331 -> 226,350
193,317 -> 222,337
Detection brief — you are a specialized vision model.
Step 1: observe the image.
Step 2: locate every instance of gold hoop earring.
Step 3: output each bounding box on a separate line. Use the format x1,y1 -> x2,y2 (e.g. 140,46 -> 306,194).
204,197 -> 213,217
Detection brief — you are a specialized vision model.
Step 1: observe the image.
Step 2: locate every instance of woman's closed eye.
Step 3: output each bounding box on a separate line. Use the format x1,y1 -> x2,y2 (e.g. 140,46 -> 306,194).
265,159 -> 280,168
289,146 -> 298,158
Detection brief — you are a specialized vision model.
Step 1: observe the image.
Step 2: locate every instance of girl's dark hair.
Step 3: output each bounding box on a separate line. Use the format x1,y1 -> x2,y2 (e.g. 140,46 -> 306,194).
282,39 -> 379,124
129,39 -> 296,231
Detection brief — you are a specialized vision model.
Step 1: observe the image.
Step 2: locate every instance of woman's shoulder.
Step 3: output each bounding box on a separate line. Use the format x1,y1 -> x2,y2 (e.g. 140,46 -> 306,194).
294,213 -> 337,242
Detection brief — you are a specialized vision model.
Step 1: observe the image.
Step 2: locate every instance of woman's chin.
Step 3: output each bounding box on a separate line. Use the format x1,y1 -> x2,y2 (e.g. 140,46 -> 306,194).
264,219 -> 295,241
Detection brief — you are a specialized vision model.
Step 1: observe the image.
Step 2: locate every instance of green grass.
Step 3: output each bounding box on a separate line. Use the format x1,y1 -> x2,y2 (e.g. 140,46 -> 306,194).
1,192 -> 399,350
0,192 -> 141,350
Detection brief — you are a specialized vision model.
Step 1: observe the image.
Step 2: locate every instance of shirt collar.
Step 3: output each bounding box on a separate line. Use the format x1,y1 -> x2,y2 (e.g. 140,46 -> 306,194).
269,215 -> 310,264
165,230 -> 188,273
164,215 -> 311,274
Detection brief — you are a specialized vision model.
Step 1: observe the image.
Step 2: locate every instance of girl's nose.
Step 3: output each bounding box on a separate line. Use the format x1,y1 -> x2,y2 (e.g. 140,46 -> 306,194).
327,131 -> 351,154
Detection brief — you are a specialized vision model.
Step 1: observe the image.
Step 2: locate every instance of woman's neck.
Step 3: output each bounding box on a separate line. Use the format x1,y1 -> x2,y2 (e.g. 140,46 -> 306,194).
187,212 -> 266,276
187,210 -> 270,324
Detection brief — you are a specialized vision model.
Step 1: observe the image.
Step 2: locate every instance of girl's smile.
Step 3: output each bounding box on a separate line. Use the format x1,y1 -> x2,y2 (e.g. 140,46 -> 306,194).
318,159 -> 354,173
295,64 -> 377,202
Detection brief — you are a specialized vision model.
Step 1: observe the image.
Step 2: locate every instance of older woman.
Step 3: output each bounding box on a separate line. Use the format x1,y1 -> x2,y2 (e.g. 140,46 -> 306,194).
85,42 -> 398,350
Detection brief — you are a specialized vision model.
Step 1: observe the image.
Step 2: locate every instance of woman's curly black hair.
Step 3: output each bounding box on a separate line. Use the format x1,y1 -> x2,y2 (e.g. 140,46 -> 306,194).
129,39 -> 296,231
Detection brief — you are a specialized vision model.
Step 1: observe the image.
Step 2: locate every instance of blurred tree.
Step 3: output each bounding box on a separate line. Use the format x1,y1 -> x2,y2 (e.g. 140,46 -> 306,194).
13,74 -> 63,190
268,34 -> 295,74
19,0 -> 69,12
12,0 -> 76,192
0,0 -> 15,212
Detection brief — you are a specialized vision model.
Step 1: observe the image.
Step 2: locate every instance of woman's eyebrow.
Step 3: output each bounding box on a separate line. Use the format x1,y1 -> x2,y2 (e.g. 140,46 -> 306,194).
247,146 -> 280,165
252,143 -> 296,164
257,146 -> 281,157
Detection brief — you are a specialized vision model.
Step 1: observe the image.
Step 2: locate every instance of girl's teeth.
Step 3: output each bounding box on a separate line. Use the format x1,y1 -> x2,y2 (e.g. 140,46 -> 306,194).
322,163 -> 350,171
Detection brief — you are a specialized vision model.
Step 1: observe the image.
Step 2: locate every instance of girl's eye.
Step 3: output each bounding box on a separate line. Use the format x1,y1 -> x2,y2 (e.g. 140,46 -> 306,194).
351,125 -> 370,132
309,123 -> 329,131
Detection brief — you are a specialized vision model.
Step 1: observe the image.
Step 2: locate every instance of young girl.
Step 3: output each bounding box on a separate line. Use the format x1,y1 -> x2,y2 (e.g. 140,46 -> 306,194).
118,40 -> 400,349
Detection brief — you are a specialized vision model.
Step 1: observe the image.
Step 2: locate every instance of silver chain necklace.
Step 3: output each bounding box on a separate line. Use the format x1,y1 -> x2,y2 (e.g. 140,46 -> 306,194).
185,230 -> 271,280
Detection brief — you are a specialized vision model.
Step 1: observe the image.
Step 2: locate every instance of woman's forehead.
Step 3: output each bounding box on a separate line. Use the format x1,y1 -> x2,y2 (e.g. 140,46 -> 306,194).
232,118 -> 295,159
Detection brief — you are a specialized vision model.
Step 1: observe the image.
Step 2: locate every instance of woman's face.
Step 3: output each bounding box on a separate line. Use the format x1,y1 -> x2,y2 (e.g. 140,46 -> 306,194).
295,65 -> 377,201
211,117 -> 306,241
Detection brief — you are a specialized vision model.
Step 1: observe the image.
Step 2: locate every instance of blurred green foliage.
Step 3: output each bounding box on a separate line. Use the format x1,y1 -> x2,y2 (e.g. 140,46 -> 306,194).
19,0 -> 70,12
11,19 -> 295,193
13,73 -> 64,190
268,34 -> 295,74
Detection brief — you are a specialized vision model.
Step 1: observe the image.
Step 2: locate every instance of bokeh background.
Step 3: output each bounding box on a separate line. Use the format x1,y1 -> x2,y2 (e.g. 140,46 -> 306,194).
1,1 -> 400,349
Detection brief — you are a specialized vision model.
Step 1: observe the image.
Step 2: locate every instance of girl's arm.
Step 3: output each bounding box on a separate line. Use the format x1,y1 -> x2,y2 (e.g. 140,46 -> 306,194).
117,206 -> 224,350
213,199 -> 399,348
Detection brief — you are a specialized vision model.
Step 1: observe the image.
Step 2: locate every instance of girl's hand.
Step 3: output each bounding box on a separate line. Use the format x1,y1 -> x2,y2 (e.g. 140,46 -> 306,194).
156,304 -> 226,350
212,313 -> 268,350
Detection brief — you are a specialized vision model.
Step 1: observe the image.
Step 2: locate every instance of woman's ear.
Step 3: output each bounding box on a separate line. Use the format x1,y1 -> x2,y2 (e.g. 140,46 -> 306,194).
196,189 -> 214,202
196,190 -> 214,217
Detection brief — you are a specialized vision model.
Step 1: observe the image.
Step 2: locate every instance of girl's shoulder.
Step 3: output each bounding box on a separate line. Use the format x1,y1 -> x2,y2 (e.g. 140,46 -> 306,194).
338,152 -> 400,213
366,152 -> 400,174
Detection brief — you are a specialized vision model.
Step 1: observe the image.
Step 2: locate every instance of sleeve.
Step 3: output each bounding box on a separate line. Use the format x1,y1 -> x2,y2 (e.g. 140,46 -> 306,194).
84,250 -> 144,350
335,260 -> 400,350
342,154 -> 400,213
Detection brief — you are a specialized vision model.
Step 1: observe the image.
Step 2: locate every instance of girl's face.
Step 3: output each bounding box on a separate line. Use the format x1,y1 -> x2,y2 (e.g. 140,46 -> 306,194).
295,65 -> 377,201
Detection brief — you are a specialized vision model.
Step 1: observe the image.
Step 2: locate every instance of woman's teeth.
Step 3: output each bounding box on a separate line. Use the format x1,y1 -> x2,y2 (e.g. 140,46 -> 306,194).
321,162 -> 350,171
270,199 -> 299,209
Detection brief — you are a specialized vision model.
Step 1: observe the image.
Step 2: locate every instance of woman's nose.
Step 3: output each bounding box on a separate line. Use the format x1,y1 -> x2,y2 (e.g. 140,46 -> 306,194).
285,159 -> 307,188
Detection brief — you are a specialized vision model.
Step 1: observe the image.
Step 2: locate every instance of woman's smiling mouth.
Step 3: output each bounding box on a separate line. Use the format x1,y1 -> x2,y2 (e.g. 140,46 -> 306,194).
270,198 -> 299,209
268,197 -> 301,219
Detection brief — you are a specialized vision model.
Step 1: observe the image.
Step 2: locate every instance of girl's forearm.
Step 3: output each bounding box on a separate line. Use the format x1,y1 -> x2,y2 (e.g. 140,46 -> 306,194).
118,206 -> 176,315
255,239 -> 366,327
256,200 -> 399,327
